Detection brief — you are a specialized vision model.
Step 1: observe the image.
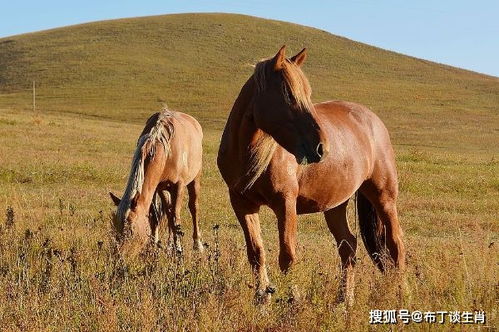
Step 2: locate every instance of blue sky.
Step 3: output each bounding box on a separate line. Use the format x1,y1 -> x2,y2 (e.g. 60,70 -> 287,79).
2,0 -> 498,77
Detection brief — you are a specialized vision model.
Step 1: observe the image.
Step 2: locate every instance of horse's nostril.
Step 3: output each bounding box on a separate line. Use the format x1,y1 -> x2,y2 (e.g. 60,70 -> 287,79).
316,143 -> 324,158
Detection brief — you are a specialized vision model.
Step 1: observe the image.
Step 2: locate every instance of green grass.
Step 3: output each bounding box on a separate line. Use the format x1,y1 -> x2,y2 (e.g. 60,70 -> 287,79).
1,13 -> 498,125
0,13 -> 498,331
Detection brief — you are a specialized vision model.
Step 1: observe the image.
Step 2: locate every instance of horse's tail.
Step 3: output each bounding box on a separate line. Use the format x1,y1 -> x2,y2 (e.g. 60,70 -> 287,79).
356,191 -> 387,271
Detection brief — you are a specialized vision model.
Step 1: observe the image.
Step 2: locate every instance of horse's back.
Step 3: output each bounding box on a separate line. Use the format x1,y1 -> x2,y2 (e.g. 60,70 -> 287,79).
159,111 -> 203,185
172,111 -> 203,166
315,100 -> 394,158
315,101 -> 387,133
173,112 -> 203,138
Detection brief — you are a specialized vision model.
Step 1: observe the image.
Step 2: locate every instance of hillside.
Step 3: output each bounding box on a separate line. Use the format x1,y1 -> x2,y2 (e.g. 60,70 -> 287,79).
0,13 -> 497,131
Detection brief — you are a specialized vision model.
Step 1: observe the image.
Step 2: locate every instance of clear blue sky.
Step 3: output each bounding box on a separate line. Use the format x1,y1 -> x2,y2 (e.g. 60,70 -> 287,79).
2,0 -> 498,77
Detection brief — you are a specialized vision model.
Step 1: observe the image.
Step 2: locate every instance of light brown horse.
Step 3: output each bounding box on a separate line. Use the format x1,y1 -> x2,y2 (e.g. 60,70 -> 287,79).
217,46 -> 405,304
110,109 -> 204,254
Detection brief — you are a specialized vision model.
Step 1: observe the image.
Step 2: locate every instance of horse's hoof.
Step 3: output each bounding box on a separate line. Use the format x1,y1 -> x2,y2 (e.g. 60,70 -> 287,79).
193,240 -> 204,252
287,285 -> 302,304
254,286 -> 276,305
265,285 -> 276,294
335,290 -> 355,308
169,242 -> 182,256
254,291 -> 271,305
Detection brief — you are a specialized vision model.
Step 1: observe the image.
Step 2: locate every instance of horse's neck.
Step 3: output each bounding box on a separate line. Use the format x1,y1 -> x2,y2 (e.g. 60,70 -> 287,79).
221,78 -> 260,158
219,78 -> 268,189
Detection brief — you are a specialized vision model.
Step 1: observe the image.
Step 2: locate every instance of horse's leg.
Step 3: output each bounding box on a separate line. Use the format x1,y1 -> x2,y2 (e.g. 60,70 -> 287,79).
272,195 -> 300,301
187,174 -> 203,251
272,196 -> 298,273
157,190 -> 171,245
229,191 -> 271,304
165,196 -> 175,252
169,182 -> 185,253
151,192 -> 160,244
360,178 -> 406,270
324,201 -> 357,305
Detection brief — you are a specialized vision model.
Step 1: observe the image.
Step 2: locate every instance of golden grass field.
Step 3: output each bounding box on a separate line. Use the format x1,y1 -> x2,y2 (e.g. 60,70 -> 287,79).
0,13 -> 498,331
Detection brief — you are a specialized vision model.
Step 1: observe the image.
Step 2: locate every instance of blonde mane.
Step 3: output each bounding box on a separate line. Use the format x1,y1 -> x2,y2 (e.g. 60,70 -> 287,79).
253,58 -> 314,112
117,109 -> 175,223
241,58 -> 313,191
242,133 -> 278,192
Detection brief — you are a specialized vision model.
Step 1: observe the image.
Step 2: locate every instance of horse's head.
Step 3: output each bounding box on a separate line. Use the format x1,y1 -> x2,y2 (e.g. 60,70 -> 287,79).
251,46 -> 329,164
109,192 -> 155,254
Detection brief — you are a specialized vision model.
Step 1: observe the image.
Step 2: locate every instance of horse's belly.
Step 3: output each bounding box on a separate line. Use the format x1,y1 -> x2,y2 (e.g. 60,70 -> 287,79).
296,196 -> 329,214
296,190 -> 353,214
296,165 -> 364,214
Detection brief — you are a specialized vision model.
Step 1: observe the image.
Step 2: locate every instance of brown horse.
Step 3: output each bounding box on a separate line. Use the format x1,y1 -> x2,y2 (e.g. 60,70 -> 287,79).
217,46 -> 405,304
110,109 -> 204,254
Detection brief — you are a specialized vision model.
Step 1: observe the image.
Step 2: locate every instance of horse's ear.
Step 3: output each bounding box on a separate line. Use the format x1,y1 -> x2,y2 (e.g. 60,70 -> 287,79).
272,45 -> 287,71
109,192 -> 121,206
290,48 -> 307,67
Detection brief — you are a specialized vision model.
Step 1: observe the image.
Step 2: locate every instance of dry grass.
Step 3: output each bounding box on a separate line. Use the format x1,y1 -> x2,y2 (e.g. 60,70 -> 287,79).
0,109 -> 497,331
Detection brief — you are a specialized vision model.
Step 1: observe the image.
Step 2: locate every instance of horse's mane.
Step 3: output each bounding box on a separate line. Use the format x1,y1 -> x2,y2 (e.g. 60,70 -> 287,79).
117,109 -> 175,224
241,58 -> 313,192
253,57 -> 314,112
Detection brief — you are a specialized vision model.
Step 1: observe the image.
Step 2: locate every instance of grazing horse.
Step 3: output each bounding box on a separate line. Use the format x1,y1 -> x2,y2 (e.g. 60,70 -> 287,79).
217,46 -> 405,304
110,109 -> 204,254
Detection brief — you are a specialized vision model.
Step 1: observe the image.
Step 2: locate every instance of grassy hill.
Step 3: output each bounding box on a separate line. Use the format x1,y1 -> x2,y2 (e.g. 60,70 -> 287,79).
0,13 -> 497,330
1,14 -> 498,125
